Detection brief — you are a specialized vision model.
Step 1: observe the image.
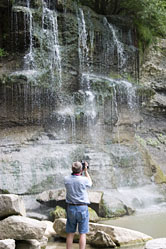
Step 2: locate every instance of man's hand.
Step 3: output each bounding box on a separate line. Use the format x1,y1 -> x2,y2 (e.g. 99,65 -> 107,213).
84,161 -> 89,171
83,161 -> 92,185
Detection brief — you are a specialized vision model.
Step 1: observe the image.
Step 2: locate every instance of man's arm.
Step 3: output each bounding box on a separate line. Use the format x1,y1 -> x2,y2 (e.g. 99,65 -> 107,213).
84,162 -> 92,186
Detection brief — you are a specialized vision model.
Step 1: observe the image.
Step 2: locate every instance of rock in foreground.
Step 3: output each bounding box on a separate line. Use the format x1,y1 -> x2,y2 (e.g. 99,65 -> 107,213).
53,218 -> 152,247
0,216 -> 46,240
0,239 -> 15,249
0,194 -> 26,218
145,238 -> 166,249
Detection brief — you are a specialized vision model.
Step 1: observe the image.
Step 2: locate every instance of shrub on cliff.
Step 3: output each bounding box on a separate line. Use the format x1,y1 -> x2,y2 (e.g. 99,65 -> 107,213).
77,0 -> 166,50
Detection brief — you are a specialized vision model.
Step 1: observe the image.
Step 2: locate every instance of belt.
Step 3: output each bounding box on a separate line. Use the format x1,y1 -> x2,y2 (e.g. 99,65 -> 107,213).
68,203 -> 87,206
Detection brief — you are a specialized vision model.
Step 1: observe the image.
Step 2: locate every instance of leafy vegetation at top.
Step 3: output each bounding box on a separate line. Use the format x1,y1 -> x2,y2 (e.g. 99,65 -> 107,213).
77,0 -> 166,50
0,48 -> 8,57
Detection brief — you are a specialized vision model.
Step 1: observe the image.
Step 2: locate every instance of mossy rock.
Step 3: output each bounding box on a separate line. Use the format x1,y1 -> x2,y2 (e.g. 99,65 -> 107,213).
154,166 -> 166,184
0,189 -> 10,194
99,197 -> 131,218
88,207 -> 99,222
49,206 -> 66,221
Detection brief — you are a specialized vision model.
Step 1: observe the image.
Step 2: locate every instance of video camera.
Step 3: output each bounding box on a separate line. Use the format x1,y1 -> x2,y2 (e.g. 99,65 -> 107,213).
81,160 -> 89,171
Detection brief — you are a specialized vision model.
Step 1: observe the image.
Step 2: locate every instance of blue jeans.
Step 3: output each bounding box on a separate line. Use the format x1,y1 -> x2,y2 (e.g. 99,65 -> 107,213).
66,205 -> 89,234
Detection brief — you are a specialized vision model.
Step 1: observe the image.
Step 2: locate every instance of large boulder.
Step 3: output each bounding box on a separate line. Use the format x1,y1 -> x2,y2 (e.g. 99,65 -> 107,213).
16,240 -> 40,249
36,189 -> 135,218
0,239 -> 15,249
90,230 -> 116,247
0,216 -> 46,240
36,189 -> 103,214
49,205 -> 99,223
53,218 -> 152,247
88,207 -> 100,223
40,221 -> 57,239
0,194 -> 26,218
17,237 -> 48,249
36,189 -> 66,207
88,191 -> 103,214
145,238 -> 166,249
16,238 -> 48,249
99,193 -> 134,218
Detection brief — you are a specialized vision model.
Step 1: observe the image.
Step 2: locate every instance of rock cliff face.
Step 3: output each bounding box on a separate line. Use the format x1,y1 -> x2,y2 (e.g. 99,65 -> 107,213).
0,0 -> 166,212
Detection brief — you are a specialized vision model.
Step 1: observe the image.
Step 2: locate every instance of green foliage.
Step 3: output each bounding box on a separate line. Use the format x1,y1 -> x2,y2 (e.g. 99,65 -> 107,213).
135,135 -> 147,147
77,0 -> 166,50
0,48 -> 8,57
121,0 -> 166,50
147,138 -> 160,147
0,189 -> 10,194
157,133 -> 166,144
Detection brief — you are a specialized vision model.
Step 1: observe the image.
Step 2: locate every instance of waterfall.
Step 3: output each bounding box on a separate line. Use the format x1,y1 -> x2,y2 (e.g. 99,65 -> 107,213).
12,0 -> 62,88
24,8 -> 34,69
77,8 -> 89,78
2,0 -> 159,208
103,17 -> 127,70
77,7 -> 98,143
42,5 -> 62,86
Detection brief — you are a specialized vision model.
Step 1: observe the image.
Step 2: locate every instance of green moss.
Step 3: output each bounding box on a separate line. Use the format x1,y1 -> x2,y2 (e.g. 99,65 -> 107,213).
99,199 -> 126,218
109,72 -> 122,80
157,133 -> 166,144
27,175 -> 55,194
154,166 -> 166,184
135,135 -> 147,147
99,199 -> 111,218
88,207 -> 99,222
136,86 -> 155,99
49,206 -> 66,221
0,48 -> 8,57
0,189 -> 10,194
147,138 -> 160,147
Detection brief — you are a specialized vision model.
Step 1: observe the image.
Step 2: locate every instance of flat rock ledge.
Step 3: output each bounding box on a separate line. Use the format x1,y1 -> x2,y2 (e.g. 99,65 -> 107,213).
36,189 -> 103,207
53,218 -> 152,247
0,239 -> 15,249
145,238 -> 166,249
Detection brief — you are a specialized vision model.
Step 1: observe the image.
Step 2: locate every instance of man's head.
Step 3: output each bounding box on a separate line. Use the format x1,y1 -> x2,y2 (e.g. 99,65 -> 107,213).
72,161 -> 82,174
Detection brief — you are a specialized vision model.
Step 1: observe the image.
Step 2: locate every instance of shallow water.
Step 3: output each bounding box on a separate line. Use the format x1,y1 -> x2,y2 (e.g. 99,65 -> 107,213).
99,210 -> 166,239
46,242 -> 144,249
46,210 -> 166,249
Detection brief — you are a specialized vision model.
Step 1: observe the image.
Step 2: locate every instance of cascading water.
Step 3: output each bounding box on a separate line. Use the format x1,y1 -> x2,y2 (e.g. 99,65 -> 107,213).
103,17 -> 127,70
23,2 -> 34,69
12,0 -> 62,88
41,5 -> 62,86
76,7 -> 98,143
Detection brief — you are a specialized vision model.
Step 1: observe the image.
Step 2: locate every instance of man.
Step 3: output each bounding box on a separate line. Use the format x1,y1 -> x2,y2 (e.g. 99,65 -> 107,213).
64,161 -> 92,249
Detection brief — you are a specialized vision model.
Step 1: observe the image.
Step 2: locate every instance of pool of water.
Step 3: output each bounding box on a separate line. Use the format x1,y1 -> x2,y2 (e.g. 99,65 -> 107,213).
99,210 -> 166,239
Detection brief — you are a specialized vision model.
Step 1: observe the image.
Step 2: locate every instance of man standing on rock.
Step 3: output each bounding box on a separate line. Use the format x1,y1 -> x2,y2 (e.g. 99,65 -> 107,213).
64,161 -> 92,249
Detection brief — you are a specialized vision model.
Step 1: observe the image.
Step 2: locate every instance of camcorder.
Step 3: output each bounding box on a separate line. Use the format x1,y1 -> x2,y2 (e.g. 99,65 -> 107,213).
81,160 -> 89,171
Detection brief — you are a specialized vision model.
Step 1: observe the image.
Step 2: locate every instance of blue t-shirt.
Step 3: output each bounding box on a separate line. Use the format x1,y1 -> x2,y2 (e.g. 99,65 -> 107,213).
64,175 -> 92,204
